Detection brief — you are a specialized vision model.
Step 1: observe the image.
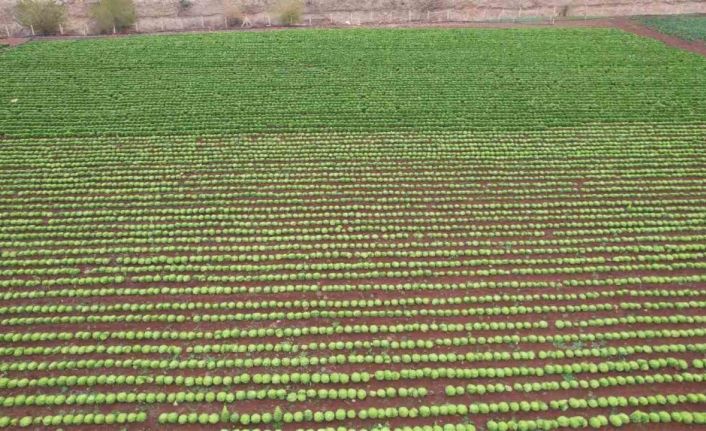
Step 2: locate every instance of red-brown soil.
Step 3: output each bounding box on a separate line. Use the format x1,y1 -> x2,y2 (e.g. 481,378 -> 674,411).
0,37 -> 27,46
611,18 -> 706,57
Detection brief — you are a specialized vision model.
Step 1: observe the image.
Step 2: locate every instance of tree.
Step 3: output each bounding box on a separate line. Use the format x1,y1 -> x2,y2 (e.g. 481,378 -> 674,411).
222,0 -> 244,27
91,0 -> 136,34
176,0 -> 193,16
273,0 -> 304,26
14,0 -> 66,35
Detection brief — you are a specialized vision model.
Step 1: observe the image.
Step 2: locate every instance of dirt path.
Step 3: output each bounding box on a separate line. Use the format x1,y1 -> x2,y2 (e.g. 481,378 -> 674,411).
0,37 -> 28,47
610,18 -> 706,57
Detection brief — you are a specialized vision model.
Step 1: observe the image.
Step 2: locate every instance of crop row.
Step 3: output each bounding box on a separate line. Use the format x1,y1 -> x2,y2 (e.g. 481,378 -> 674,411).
0,339 -> 699,361
2,25 -> 706,429
150,394 -> 706,430
4,306 -> 705,327
3,295 -> 703,315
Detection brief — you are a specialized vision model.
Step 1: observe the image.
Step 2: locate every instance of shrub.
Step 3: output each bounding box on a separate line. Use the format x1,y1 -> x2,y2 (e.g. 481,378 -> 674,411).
14,0 -> 66,35
91,0 -> 136,34
178,0 -> 192,14
273,0 -> 303,26
222,0 -> 244,27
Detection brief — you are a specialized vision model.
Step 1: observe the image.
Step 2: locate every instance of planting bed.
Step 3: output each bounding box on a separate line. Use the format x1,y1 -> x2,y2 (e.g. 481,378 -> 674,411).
0,27 -> 705,430
637,15 -> 706,42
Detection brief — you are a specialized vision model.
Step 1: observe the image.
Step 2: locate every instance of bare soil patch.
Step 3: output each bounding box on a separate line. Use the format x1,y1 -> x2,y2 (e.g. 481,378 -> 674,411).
0,37 -> 28,47
611,18 -> 706,57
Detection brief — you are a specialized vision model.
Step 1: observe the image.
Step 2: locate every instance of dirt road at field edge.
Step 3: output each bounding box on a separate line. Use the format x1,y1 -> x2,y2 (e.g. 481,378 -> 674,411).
610,18 -> 706,57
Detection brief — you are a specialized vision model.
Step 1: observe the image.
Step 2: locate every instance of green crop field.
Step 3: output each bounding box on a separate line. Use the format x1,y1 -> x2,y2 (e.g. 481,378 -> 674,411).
2,28 -> 706,137
638,15 -> 706,42
0,28 -> 705,430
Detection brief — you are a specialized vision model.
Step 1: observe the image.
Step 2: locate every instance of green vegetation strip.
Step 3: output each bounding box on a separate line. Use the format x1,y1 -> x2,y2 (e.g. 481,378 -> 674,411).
638,15 -> 706,42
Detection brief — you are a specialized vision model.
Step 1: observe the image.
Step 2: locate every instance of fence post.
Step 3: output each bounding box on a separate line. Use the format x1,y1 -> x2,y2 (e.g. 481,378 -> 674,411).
113,24 -> 116,34
135,21 -> 140,32
427,11 -> 430,21
308,17 -> 312,26
30,24 -> 35,36
224,16 -> 228,28
59,24 -> 63,35
201,16 -> 205,28
84,23 -> 87,36
5,24 -> 10,38
267,15 -> 271,26
446,10 -> 450,21
408,10 -> 411,22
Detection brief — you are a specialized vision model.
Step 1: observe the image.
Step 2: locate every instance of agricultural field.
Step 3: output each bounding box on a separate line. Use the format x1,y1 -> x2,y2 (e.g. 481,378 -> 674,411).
1,27 -> 706,430
638,15 -> 706,42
